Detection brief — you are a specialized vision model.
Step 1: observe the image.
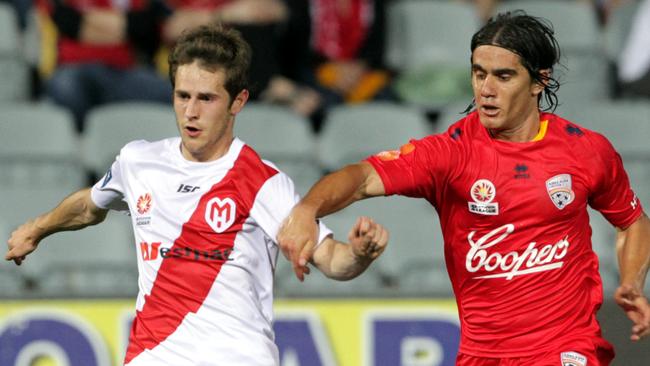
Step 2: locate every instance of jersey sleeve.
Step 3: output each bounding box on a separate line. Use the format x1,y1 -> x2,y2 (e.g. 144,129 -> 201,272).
588,133 -> 643,228
251,170 -> 332,248
365,134 -> 458,203
90,152 -> 129,212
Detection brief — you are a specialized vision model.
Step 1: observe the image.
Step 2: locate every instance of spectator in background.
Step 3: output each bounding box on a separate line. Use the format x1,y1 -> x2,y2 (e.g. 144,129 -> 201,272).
163,0 -> 322,119
281,0 -> 395,130
617,0 -> 650,98
39,0 -> 172,131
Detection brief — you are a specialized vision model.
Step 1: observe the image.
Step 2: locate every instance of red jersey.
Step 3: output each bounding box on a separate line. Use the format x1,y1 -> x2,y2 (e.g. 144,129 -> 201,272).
367,111 -> 642,357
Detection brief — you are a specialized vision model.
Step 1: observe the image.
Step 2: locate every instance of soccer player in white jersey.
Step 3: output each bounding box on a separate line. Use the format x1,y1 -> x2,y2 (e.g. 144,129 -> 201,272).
5,25 -> 388,365
278,11 -> 650,366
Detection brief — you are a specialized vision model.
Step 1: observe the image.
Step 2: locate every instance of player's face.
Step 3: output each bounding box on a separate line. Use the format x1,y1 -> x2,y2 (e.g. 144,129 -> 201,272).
173,60 -> 248,162
471,45 -> 546,141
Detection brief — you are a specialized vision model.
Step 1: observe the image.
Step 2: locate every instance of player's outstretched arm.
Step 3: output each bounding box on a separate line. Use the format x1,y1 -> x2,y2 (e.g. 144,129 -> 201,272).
614,213 -> 650,341
311,216 -> 388,281
5,188 -> 108,266
278,162 -> 385,281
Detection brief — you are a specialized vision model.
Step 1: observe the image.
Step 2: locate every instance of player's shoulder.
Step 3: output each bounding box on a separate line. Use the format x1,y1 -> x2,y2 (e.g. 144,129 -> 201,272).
231,141 -> 282,185
546,113 -> 614,151
440,110 -> 481,141
416,110 -> 478,150
119,137 -> 178,161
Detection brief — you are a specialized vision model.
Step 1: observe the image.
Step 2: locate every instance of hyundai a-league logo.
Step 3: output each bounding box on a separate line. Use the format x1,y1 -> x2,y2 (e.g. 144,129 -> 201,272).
546,174 -> 575,210
137,193 -> 152,215
468,179 -> 499,215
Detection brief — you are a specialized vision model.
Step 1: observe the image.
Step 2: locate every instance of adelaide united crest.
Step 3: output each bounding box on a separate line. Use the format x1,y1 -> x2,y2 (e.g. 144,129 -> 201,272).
546,174 -> 575,210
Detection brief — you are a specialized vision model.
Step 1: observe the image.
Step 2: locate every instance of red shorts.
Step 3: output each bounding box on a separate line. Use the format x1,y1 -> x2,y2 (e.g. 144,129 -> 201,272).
456,339 -> 614,366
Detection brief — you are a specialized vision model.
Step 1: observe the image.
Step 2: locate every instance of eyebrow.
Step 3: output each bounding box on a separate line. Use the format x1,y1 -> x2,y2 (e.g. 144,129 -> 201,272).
472,64 -> 517,75
174,90 -> 217,98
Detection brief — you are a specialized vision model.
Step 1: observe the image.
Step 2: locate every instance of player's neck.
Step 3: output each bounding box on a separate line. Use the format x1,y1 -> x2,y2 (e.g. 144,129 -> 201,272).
489,111 -> 541,143
180,136 -> 234,163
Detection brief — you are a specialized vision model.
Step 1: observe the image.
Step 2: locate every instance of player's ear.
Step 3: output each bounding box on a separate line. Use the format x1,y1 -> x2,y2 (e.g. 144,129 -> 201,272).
532,69 -> 550,96
230,89 -> 249,115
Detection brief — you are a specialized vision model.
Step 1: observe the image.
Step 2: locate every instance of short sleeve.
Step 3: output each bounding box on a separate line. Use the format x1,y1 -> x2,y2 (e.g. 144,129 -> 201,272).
251,171 -> 332,247
589,134 -> 643,229
90,155 -> 129,212
365,134 -> 458,203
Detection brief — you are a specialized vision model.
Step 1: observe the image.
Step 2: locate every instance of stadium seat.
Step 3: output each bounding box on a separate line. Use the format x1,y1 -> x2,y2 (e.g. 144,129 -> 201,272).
0,186 -> 123,297
388,1 -> 480,71
329,196 -> 450,296
32,213 -> 138,297
0,185 -> 138,297
0,219 -> 28,297
496,1 -> 610,102
0,3 -> 29,101
235,103 -> 322,195
386,1 -> 480,109
433,101 -> 474,133
604,1 -> 639,64
83,102 -> 178,177
0,102 -> 86,190
497,1 -> 601,53
318,102 -> 432,171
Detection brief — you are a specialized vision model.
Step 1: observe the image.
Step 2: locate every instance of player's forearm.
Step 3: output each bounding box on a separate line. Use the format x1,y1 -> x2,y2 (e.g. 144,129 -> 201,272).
315,241 -> 373,281
617,213 -> 650,290
34,188 -> 108,239
300,163 -> 378,218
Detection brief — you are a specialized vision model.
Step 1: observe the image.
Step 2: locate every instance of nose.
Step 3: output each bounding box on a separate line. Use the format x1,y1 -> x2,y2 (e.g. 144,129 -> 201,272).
185,97 -> 199,120
480,76 -> 496,99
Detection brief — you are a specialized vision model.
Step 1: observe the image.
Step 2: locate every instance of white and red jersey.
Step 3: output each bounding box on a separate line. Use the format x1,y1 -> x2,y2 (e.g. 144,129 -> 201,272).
366,111 -> 643,358
91,137 -> 331,366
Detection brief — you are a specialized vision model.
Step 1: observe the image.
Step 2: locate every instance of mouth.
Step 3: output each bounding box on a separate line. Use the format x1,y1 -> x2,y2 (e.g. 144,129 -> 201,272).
479,104 -> 499,117
184,125 -> 202,137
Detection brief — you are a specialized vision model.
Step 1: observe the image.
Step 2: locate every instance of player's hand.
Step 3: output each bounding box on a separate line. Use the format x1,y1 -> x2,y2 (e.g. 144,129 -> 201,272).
349,216 -> 388,261
278,206 -> 319,282
5,220 -> 42,265
614,284 -> 650,341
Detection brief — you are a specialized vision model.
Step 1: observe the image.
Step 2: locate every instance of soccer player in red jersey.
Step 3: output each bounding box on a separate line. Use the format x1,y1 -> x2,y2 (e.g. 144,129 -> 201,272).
278,11 -> 650,365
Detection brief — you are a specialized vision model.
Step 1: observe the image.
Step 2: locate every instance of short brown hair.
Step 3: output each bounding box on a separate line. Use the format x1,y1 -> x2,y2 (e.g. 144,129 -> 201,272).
168,24 -> 251,102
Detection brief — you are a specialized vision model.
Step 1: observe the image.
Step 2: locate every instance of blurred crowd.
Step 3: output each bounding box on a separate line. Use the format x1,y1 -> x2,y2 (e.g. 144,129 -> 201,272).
0,0 -> 649,133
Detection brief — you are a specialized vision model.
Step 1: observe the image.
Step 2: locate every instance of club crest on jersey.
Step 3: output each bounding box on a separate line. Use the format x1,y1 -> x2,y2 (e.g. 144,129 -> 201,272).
561,351 -> 587,366
546,174 -> 575,210
468,179 -> 499,215
205,197 -> 236,233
